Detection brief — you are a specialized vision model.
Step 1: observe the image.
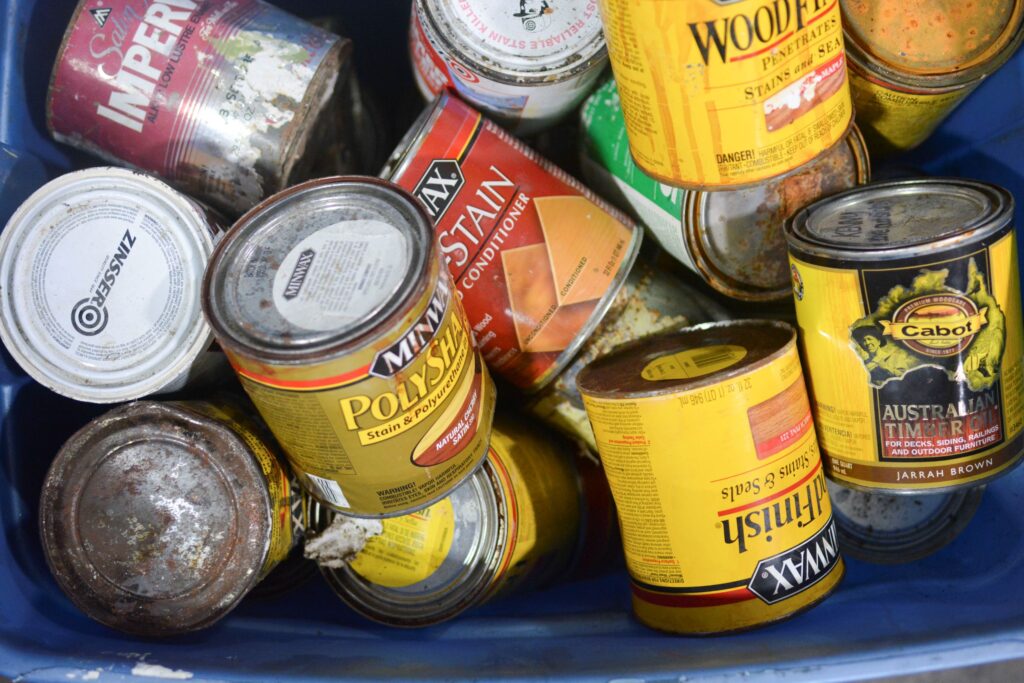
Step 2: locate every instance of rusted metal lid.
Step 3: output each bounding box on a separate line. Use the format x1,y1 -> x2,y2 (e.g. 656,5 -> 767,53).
576,320 -> 796,399
39,401 -> 274,636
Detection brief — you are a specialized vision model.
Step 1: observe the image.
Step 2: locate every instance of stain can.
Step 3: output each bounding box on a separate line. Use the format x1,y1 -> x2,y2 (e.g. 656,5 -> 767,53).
580,80 -> 871,301
0,167 -> 221,403
578,321 -> 843,635
383,94 -> 641,392
409,0 -> 607,135
787,178 -> 1024,493
39,398 -> 297,636
202,176 -> 496,517
595,0 -> 853,189
842,0 -> 1024,155
306,414 -> 614,627
48,0 -> 351,216
827,480 -> 985,564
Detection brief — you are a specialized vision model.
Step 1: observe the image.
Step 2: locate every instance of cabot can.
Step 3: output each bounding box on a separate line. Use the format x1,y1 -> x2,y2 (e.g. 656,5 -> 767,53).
787,178 -> 1024,492
307,414 -> 615,627
384,94 -> 641,392
842,0 -> 1024,154
48,0 -> 351,215
0,167 -> 220,403
39,398 -> 298,636
596,0 -> 853,189
409,0 -> 607,135
580,80 -> 871,301
827,480 -> 985,564
578,321 -> 843,635
203,177 -> 496,517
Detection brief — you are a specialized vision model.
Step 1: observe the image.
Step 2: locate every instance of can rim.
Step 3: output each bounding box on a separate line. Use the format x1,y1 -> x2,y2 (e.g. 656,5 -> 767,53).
38,401 -> 274,636
0,167 -> 215,402
417,0 -> 608,85
203,176 -> 434,363
785,178 -> 1015,261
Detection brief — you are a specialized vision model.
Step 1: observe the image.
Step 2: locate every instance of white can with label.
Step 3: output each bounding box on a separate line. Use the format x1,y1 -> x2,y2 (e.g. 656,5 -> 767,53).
409,0 -> 608,135
0,167 -> 220,402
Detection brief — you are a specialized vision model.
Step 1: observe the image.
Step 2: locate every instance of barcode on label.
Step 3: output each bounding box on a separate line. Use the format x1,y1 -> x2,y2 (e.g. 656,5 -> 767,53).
693,349 -> 735,368
304,474 -> 350,508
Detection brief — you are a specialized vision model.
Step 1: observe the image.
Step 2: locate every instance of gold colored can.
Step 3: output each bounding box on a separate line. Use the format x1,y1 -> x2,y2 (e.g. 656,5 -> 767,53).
203,177 -> 496,517
596,0 -> 853,189
842,0 -> 1024,154
578,321 -> 843,635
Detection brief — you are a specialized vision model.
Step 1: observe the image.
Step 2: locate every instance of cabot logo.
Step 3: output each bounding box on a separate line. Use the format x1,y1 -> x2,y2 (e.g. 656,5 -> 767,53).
748,518 -> 840,605
881,294 -> 987,358
413,160 -> 464,223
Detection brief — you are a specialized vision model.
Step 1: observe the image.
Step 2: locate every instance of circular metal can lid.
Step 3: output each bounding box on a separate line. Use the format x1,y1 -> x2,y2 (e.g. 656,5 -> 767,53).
576,320 -> 796,399
203,177 -> 431,358
0,168 -> 215,402
827,479 -> 985,564
420,0 -> 606,82
314,462 -> 500,627
38,401 -> 274,636
787,178 -> 1014,258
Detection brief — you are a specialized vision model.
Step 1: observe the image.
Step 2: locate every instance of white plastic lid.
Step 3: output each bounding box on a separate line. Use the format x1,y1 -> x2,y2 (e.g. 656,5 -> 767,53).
0,168 -> 215,402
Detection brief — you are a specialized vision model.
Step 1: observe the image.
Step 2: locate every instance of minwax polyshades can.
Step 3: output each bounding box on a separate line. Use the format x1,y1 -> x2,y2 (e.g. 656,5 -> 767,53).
787,179 -> 1024,492
203,177 -> 495,517
578,321 -> 843,635
580,80 -> 870,301
596,0 -> 852,189
48,0 -> 350,215
384,94 -> 641,392
842,0 -> 1024,154
0,167 -> 218,403
409,0 -> 607,135
309,415 -> 607,627
39,398 -> 297,636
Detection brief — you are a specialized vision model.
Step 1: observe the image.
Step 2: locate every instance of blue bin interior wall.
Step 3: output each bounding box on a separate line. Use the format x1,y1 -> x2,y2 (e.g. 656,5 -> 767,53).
3,1 -> 1024,681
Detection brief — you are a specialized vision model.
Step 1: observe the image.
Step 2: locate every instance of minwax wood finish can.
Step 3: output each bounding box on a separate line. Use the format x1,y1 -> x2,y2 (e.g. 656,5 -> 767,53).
596,0 -> 853,189
787,179 -> 1024,493
202,177 -> 496,518
39,398 -> 298,636
842,0 -> 1024,155
48,0 -> 350,215
409,0 -> 608,135
308,414 -> 613,627
580,79 -> 870,301
384,94 -> 641,392
577,321 -> 843,635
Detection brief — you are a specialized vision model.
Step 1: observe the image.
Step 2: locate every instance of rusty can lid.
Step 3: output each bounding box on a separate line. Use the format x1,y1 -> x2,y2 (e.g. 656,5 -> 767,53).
687,127 -> 870,301
311,459 -> 501,628
203,177 -> 432,359
786,178 -> 1014,260
827,479 -> 985,564
39,401 -> 274,636
576,320 -> 796,399
418,0 -> 606,83
0,168 -> 215,402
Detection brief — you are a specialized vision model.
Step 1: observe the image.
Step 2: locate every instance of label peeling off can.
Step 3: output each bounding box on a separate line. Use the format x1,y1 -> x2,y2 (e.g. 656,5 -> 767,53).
787,178 -> 1024,493
409,0 -> 608,135
48,0 -> 351,215
0,167 -> 220,403
595,0 -> 853,189
384,94 -> 641,392
39,398 -> 298,636
203,177 -> 496,517
577,321 -> 843,635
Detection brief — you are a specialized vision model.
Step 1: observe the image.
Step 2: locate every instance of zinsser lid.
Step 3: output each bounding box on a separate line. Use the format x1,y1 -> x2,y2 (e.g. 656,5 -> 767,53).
0,168 -> 215,402
576,320 -> 796,399
420,0 -> 606,80
39,401 -> 274,636
203,177 -> 430,357
787,178 -> 1013,257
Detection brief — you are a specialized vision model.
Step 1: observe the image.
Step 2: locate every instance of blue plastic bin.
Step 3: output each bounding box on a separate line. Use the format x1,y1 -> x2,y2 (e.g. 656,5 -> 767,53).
5,1 -> 1024,681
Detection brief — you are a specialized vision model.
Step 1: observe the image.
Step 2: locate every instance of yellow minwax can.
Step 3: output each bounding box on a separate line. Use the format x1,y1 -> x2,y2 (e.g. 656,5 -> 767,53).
577,321 -> 843,635
596,0 -> 853,189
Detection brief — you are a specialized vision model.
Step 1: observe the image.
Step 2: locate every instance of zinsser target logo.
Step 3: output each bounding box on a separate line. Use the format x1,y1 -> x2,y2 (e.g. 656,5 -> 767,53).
70,228 -> 137,337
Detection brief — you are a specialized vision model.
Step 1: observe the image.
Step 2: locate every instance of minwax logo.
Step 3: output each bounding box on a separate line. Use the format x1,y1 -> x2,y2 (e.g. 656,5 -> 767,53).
283,249 -> 316,301
413,160 -> 464,223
